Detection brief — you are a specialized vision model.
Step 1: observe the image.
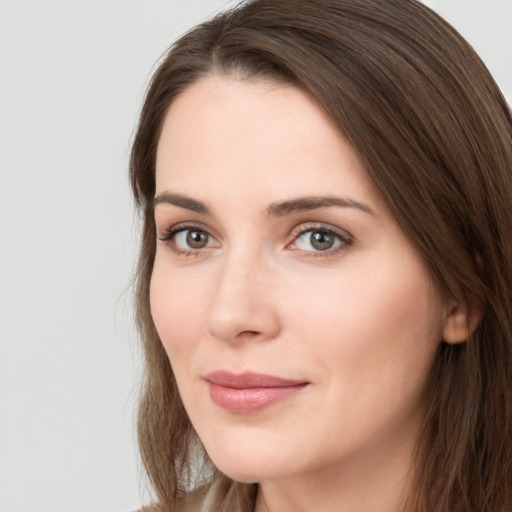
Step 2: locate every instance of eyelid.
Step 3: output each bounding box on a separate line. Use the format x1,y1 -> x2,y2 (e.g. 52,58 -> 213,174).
157,221 -> 220,256
156,220 -> 353,258
157,221 -> 215,241
287,222 -> 354,255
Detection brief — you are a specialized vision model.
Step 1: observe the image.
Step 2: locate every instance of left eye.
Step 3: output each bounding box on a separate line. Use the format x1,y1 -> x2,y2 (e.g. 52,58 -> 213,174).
293,229 -> 345,252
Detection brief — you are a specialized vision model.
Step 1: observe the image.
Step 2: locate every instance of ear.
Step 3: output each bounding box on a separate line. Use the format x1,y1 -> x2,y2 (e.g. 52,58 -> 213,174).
442,296 -> 484,345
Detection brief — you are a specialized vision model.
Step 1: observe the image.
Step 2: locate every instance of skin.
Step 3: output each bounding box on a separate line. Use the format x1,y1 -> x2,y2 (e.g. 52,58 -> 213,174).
150,76 -> 468,512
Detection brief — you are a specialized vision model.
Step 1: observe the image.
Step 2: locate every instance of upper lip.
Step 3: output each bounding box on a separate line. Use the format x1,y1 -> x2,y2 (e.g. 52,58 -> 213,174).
205,371 -> 308,389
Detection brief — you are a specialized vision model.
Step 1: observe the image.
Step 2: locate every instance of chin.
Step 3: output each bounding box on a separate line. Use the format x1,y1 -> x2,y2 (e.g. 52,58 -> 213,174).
204,439 -> 291,483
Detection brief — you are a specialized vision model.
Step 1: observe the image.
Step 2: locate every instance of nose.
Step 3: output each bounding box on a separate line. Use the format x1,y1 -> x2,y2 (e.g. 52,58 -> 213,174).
205,251 -> 280,344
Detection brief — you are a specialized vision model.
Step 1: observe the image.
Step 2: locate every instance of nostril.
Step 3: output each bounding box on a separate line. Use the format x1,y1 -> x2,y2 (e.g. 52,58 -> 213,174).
233,330 -> 264,341
240,330 -> 260,337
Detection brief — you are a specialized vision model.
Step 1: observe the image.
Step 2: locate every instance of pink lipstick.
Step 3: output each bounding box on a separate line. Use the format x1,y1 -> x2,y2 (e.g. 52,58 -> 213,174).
205,371 -> 308,414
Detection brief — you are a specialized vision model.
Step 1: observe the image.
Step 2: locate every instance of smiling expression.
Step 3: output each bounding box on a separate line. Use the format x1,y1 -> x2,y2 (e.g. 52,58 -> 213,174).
150,76 -> 450,487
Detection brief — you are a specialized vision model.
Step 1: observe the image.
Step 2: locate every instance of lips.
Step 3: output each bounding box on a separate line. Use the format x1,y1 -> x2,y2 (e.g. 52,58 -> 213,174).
205,371 -> 309,414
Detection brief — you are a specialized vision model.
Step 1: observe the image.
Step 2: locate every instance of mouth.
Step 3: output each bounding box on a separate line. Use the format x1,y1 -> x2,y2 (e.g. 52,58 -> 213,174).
204,371 -> 309,414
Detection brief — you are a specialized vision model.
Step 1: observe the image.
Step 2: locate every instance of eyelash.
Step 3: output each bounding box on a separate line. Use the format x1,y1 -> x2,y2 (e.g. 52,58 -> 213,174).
158,223 -> 213,256
157,222 -> 353,257
289,223 -> 353,257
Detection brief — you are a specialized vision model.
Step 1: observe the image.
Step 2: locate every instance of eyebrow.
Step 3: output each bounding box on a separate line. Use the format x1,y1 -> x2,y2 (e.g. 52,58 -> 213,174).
152,192 -> 375,217
153,192 -> 211,215
266,195 -> 376,217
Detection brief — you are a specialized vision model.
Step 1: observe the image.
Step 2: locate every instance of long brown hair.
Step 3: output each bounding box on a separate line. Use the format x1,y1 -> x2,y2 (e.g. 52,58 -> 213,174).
130,1 -> 512,510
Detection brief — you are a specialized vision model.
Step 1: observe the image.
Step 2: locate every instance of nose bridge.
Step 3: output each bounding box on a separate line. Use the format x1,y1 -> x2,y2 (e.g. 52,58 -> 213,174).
206,242 -> 279,343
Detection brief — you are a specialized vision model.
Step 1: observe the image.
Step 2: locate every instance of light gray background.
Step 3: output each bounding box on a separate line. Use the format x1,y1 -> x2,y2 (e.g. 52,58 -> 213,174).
0,1 -> 510,511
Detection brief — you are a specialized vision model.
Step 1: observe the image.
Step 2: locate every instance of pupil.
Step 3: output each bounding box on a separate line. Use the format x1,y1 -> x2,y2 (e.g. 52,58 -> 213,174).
187,230 -> 207,248
311,231 -> 333,250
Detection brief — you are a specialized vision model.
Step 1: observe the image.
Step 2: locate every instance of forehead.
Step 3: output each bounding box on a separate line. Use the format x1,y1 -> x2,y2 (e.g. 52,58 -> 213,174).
156,76 -> 339,163
155,75 -> 385,213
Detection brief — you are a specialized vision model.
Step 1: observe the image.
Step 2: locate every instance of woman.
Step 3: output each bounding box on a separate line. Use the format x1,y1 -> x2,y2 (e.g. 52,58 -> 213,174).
130,0 -> 512,510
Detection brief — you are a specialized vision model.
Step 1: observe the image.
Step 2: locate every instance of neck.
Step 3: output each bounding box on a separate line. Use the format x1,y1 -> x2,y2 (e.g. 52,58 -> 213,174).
254,430 -> 417,512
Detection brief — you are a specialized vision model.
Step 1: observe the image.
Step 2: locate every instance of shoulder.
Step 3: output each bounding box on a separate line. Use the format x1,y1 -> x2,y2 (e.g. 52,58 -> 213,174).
178,480 -> 257,512
138,479 -> 256,512
139,486 -> 210,512
175,485 -> 210,512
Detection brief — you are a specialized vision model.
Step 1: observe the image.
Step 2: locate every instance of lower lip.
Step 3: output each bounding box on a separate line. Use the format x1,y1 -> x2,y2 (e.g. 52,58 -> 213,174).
208,383 -> 307,414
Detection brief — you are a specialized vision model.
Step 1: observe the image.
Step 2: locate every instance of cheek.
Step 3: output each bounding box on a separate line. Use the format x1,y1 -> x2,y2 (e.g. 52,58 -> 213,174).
278,263 -> 444,449
281,258 -> 443,375
149,261 -> 207,359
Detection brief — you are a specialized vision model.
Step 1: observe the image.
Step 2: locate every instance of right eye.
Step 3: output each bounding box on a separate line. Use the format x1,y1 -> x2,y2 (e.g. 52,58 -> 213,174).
175,229 -> 212,249
158,225 -> 219,255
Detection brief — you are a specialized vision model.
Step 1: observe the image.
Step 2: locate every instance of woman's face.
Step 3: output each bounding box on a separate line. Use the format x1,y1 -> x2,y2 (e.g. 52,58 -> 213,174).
151,76 -> 450,485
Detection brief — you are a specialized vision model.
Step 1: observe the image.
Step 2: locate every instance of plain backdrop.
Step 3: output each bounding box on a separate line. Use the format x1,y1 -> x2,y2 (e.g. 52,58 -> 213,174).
0,1 -> 510,511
